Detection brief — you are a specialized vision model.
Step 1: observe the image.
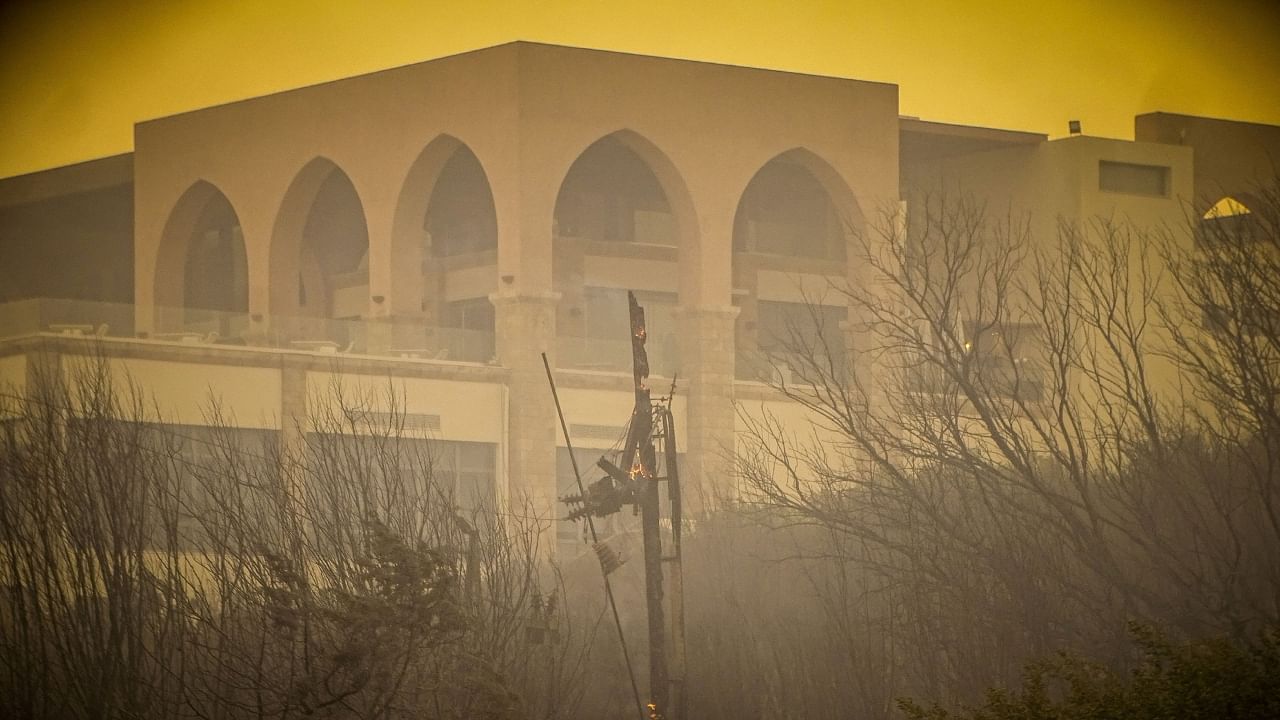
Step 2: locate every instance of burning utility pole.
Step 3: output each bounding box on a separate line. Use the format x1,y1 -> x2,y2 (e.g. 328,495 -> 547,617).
555,291 -> 686,720
625,291 -> 669,718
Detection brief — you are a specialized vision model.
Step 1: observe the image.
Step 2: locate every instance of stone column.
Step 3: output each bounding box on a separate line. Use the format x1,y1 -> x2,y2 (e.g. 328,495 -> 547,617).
490,291 -> 560,545
677,304 -> 739,513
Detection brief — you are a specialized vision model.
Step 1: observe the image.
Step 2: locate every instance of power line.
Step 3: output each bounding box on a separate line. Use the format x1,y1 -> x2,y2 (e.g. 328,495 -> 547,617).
543,352 -> 647,720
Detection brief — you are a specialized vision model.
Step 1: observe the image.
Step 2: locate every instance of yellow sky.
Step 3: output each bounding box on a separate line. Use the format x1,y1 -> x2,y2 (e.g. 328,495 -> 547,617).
1,0 -> 1278,179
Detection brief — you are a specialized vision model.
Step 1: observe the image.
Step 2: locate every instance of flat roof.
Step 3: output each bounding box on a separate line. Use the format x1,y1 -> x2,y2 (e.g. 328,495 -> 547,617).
899,117 -> 1045,165
1137,110 -> 1280,133
140,40 -> 897,127
0,153 -> 133,206
900,117 -> 1046,145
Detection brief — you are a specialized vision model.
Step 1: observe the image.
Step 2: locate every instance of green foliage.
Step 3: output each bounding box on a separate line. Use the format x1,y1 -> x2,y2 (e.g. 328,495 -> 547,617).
898,623 -> 1280,720
258,519 -> 467,715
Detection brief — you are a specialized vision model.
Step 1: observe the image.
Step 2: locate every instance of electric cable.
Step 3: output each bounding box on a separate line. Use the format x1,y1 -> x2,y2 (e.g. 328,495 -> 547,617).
541,353 -> 646,720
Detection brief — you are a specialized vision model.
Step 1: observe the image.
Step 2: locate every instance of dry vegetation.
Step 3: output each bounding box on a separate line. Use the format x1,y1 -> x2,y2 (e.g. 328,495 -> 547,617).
693,181 -> 1280,717
0,367 -> 590,719
2,182 -> 1278,719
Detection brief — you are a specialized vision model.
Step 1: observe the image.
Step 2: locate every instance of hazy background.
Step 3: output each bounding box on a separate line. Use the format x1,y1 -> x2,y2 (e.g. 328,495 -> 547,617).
1,0 -> 1278,178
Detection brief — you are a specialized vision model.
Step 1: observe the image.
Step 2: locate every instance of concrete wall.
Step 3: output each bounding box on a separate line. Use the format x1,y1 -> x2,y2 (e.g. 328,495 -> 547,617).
129,41 -> 902,515
0,155 -> 134,304
133,42 -> 898,329
925,134 -> 1191,248
912,134 -> 1196,408
1136,112 -> 1280,214
305,370 -> 505,444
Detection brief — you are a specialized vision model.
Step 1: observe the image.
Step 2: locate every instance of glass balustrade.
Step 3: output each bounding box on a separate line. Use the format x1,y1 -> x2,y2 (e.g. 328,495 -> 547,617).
0,299 -> 496,364
555,331 -> 680,377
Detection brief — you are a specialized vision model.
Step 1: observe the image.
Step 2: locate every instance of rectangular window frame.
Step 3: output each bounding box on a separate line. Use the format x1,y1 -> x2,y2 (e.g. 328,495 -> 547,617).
1098,160 -> 1170,198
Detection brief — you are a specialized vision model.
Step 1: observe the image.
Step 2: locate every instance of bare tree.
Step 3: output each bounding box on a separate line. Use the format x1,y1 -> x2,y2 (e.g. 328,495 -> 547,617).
0,356 -> 592,719
0,352 -> 214,717
731,182 -> 1280,708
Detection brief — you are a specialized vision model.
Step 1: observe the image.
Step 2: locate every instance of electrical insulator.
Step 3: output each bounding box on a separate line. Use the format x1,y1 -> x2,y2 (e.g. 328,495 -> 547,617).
593,542 -> 624,575
562,475 -> 626,520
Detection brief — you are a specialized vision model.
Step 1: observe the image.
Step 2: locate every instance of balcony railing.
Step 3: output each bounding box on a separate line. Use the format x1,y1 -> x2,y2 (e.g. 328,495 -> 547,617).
902,356 -> 1043,402
0,299 -> 495,364
0,298 -> 138,340
556,332 -> 680,376
735,348 -> 849,385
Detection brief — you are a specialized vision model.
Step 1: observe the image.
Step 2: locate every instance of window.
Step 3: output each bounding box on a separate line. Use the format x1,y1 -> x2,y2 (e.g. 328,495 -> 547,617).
553,137 -> 674,246
444,297 -> 495,332
433,440 -> 497,514
742,300 -> 847,382
964,321 -> 1044,401
633,209 -> 675,245
756,301 -> 846,352
305,433 -> 496,515
1200,302 -> 1275,339
577,287 -> 679,375
162,424 -> 279,550
582,287 -> 630,341
426,146 -> 498,257
1099,161 -> 1169,197
733,160 -> 842,260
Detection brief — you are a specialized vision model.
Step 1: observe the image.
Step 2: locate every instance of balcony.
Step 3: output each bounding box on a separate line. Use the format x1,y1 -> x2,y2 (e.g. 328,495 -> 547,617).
902,356 -> 1044,402
0,298 -> 495,364
556,332 -> 679,377
736,349 -> 833,385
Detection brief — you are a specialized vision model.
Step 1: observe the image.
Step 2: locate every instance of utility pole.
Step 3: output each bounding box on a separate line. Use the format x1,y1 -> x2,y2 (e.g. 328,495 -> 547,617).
622,291 -> 668,717
558,291 -> 686,720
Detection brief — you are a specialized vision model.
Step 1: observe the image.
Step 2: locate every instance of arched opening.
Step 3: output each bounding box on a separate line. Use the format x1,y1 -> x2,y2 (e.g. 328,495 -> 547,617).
1199,195 -> 1258,245
385,137 -> 500,362
427,145 -> 498,257
553,136 -> 674,246
185,193 -> 247,316
299,167 -> 369,319
731,150 -> 856,382
1198,195 -> 1263,335
154,181 -> 248,339
423,145 -> 498,360
552,133 -> 686,375
1203,195 -> 1252,220
270,159 -> 369,349
733,154 -> 845,260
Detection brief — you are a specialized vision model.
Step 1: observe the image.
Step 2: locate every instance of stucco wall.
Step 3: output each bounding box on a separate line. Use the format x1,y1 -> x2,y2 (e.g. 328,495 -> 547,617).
133,42 -> 899,325
59,354 -> 283,428
305,370 -> 506,444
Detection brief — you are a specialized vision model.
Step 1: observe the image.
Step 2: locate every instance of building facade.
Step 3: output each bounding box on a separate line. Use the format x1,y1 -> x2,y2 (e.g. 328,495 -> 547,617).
2,42 -> 1277,556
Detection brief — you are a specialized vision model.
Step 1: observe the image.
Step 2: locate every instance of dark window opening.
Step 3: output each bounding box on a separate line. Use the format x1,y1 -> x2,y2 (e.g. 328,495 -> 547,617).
433,440 -> 498,515
554,137 -> 674,246
443,297 -> 495,333
298,167 -> 369,319
740,300 -> 848,382
426,146 -> 498,257
733,160 -> 843,260
1099,161 -> 1169,197
183,192 -> 247,315
579,287 -> 679,376
306,433 -> 497,516
964,321 -> 1044,401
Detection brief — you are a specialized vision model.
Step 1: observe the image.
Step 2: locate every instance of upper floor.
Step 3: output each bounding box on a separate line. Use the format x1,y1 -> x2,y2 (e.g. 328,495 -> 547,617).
2,43 -> 1277,383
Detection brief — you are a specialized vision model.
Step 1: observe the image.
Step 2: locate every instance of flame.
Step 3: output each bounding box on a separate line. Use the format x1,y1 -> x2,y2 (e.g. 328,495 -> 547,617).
629,458 -> 650,481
